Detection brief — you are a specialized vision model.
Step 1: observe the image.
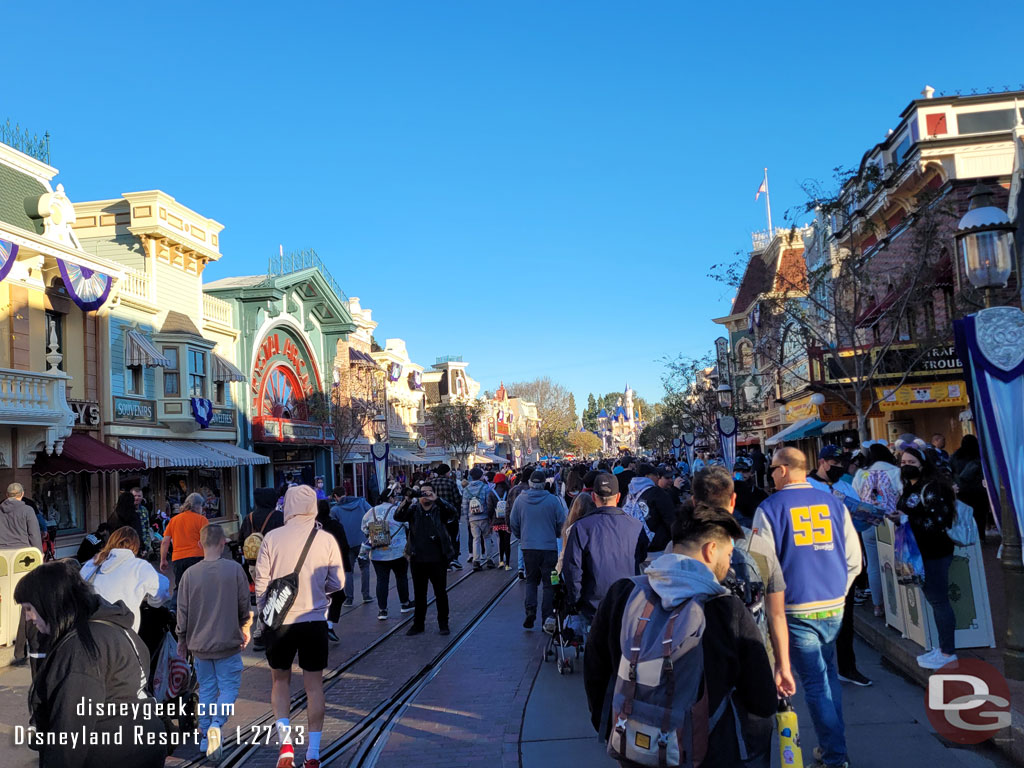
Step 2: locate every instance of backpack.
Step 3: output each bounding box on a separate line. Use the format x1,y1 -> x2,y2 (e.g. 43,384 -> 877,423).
468,498 -> 483,517
860,469 -> 899,516
726,533 -> 769,647
492,488 -> 508,519
259,525 -> 319,631
607,579 -> 745,767
367,505 -> 395,549
243,512 -> 272,561
623,489 -> 655,542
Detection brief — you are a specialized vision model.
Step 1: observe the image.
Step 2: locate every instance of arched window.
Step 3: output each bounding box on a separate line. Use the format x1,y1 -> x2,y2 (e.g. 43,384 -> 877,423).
736,340 -> 754,371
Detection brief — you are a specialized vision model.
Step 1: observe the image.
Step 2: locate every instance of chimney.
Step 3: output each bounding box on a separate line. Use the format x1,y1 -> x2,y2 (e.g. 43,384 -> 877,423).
921,85 -> 935,99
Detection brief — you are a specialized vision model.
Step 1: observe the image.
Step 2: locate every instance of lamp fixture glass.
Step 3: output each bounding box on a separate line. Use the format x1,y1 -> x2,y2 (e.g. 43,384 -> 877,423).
956,183 -> 1014,290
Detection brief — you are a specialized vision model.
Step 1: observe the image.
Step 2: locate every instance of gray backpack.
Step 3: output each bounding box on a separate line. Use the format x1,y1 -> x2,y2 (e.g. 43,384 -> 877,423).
607,579 -> 746,767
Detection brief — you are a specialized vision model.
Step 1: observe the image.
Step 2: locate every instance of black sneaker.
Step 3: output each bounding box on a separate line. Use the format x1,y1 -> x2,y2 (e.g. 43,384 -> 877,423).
10,656 -> 28,667
451,560 -> 463,570
378,609 -> 388,621
400,601 -> 414,613
838,669 -> 872,687
523,613 -> 536,629
362,596 -> 374,604
473,563 -> 483,571
343,599 -> 354,607
406,626 -> 425,636
327,626 -> 340,642
518,570 -> 526,581
486,561 -> 496,569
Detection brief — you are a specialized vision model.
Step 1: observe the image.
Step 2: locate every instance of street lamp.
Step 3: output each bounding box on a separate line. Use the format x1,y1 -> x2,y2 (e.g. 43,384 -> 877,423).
716,383 -> 733,410
957,182 -> 1015,299
371,413 -> 388,442
955,186 -> 1024,678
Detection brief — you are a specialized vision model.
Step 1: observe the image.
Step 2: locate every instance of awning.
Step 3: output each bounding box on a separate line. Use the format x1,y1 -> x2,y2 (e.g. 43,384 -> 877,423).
472,453 -> 504,464
788,419 -> 828,440
34,433 -> 146,476
202,441 -> 269,466
390,448 -> 430,464
822,420 -> 849,434
482,451 -> 507,463
211,353 -> 247,383
349,348 -> 378,366
118,438 -> 237,468
125,328 -> 172,367
765,417 -> 817,447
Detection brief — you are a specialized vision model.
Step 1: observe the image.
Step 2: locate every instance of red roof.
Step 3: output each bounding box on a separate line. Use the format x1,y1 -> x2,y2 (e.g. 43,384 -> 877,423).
33,433 -> 146,476
732,256 -> 771,313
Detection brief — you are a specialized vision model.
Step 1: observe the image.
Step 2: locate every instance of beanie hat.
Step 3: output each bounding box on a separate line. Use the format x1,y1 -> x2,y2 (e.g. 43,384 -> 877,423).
470,467 -> 484,480
493,472 -> 507,484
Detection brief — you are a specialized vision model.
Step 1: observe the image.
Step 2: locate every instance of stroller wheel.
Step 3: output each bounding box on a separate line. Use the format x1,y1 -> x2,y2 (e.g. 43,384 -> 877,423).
565,660 -> 574,674
557,659 -> 566,674
544,648 -> 554,661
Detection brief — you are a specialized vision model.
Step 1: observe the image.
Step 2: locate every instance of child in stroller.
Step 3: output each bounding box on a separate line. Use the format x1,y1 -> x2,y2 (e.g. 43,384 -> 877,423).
543,570 -> 587,674
137,603 -> 200,740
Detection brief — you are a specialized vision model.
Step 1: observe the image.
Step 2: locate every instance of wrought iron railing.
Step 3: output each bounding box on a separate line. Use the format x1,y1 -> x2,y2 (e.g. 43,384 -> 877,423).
0,120 -> 50,164
267,248 -> 347,302
435,355 -> 463,364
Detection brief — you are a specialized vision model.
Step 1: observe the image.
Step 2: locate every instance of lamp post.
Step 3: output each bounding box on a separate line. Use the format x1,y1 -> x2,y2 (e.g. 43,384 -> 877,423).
955,187 -> 1024,678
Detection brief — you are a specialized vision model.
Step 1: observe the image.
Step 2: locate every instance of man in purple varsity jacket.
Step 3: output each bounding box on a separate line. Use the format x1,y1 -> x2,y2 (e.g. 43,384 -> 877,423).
749,447 -> 862,768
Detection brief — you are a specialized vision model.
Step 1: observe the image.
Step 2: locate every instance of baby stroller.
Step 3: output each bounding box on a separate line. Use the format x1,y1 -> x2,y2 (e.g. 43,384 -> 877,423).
542,571 -> 587,675
137,603 -> 200,738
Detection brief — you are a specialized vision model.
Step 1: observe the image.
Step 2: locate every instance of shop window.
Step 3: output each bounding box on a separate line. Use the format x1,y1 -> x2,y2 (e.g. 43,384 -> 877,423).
45,311 -> 64,371
33,473 -> 85,535
126,365 -> 143,394
197,469 -> 223,519
215,381 -> 226,405
165,471 -> 190,516
164,347 -> 180,396
189,349 -> 207,398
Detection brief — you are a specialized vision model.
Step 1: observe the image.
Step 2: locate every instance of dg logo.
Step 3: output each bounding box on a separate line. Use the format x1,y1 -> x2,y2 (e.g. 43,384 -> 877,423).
925,657 -> 1011,744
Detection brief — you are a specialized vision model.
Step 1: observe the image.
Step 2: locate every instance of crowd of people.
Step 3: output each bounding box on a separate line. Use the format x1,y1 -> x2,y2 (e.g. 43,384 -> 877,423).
4,426 -> 987,768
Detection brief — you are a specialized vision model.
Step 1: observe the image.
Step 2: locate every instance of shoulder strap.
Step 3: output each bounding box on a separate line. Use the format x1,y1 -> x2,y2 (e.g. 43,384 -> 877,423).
293,524 -> 320,575
258,511 -> 271,535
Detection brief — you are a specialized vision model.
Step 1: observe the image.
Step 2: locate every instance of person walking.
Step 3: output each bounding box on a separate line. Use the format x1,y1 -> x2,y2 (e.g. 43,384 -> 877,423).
394,481 -> 455,635
733,456 -> 768,529
80,526 -> 170,633
750,447 -> 862,768
2,482 -> 44,667
624,463 -> 676,554
951,434 -> 993,536
430,464 -> 464,569
897,446 -> 959,670
362,487 -> 413,620
584,505 -> 777,768
509,470 -> 566,629
560,473 -> 647,628
330,487 -> 373,605
15,560 -> 169,767
488,472 -> 513,569
159,492 -> 209,606
176,523 -> 252,761
463,467 -> 494,569
316,500 -> 351,642
254,485 -> 345,768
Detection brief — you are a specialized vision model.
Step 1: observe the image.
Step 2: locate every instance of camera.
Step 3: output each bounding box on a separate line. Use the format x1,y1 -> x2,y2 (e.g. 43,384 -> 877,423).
403,488 -> 422,499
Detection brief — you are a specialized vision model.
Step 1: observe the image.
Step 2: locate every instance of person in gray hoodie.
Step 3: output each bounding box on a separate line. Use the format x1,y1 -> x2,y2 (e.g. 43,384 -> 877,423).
463,467 -> 495,569
330,487 -> 373,604
509,470 -> 567,628
2,482 -> 42,666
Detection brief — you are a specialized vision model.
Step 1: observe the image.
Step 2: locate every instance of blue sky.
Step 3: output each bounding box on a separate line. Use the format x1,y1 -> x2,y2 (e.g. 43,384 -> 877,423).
4,1 -> 1020,413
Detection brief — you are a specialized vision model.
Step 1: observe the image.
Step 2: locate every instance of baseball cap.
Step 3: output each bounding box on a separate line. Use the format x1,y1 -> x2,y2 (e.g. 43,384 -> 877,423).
637,463 -> 657,477
657,466 -> 675,479
593,473 -> 619,498
529,470 -> 547,487
819,444 -> 842,461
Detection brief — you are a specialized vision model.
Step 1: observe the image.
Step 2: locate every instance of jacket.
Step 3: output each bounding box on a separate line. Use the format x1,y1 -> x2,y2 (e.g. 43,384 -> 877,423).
394,500 -> 454,563
177,557 -> 252,660
253,514 -> 344,625
509,488 -> 566,551
80,549 -> 170,632
331,496 -> 372,547
462,479 -> 491,521
28,599 -> 166,768
733,480 -> 768,529
485,481 -> 511,522
238,487 -> 285,558
317,509 -> 352,572
561,506 -> 647,619
628,477 -> 676,552
361,503 -> 409,561
430,475 -> 463,513
0,496 -> 42,550
613,470 -> 635,507
898,479 -> 956,560
584,555 -> 776,768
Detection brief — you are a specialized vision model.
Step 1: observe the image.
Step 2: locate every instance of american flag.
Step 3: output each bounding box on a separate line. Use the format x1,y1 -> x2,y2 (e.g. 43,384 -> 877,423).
755,178 -> 767,201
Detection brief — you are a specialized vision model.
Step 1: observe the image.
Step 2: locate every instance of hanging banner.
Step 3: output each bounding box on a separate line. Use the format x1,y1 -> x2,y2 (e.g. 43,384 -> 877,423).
57,257 -> 112,311
388,362 -> 403,382
954,308 -> 1024,555
717,415 -> 738,472
0,238 -> 19,284
370,441 -> 390,502
191,397 -> 213,429
682,432 -> 696,474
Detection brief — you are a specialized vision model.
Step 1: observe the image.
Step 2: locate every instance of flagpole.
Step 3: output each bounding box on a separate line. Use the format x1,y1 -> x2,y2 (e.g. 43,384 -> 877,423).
763,167 -> 773,233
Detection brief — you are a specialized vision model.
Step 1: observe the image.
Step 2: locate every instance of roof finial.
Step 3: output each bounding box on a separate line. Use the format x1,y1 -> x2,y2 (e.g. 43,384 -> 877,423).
921,85 -> 935,99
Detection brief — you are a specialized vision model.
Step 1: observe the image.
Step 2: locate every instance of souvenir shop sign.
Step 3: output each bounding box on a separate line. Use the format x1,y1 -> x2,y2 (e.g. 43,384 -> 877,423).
69,399 -> 100,429
209,409 -> 235,429
113,397 -> 155,423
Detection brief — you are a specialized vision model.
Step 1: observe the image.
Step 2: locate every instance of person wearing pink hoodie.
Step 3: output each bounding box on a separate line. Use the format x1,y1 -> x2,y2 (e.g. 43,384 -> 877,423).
254,484 -> 344,768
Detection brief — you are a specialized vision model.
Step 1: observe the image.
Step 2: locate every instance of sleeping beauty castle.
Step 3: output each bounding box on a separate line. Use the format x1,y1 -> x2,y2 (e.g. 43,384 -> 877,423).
596,385 -> 644,454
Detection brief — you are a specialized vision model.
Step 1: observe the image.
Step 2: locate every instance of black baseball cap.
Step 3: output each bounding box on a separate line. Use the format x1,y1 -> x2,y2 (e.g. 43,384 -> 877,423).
593,473 -> 619,498
637,463 -> 658,477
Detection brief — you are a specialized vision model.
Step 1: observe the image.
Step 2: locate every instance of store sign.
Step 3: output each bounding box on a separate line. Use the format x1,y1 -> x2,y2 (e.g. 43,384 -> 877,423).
825,343 -> 962,384
113,397 -> 155,423
69,399 -> 100,428
282,422 -> 324,440
876,380 -> 969,412
209,408 -> 235,429
251,331 -> 318,398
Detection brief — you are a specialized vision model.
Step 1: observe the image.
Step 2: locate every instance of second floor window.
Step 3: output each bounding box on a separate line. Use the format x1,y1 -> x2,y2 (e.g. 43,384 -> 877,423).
189,349 -> 206,398
126,365 -> 143,394
163,347 -> 180,396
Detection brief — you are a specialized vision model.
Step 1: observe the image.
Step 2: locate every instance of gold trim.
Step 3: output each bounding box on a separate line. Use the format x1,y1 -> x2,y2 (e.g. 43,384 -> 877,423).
133,206 -> 152,218
159,207 -> 167,221
100,214 -> 116,226
72,216 -> 97,229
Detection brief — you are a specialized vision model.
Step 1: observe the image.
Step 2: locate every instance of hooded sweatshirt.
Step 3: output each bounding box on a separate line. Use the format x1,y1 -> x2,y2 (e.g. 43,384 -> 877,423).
0,496 -> 42,550
253,485 -> 345,625
561,506 -> 646,619
80,549 -> 170,632
239,487 -> 285,557
584,553 -> 776,768
509,487 -> 566,551
332,495 -> 372,547
626,476 -> 676,553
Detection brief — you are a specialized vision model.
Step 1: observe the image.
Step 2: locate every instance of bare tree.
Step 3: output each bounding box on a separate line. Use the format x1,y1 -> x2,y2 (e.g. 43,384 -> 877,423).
307,362 -> 386,476
428,401 -> 483,470
506,377 -> 574,455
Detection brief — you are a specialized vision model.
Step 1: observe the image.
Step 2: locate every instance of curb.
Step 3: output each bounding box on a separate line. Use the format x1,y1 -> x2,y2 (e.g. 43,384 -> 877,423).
853,610 -> 1024,765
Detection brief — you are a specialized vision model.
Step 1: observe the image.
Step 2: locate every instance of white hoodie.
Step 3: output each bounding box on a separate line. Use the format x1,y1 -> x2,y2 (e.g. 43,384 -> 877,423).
80,549 -> 170,632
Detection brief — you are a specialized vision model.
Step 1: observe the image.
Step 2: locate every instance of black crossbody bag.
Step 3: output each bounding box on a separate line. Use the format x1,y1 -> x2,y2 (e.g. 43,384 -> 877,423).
259,525 -> 319,631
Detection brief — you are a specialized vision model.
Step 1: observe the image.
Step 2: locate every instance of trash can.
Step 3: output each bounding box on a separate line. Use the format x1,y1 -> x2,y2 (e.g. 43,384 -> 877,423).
0,546 -> 43,647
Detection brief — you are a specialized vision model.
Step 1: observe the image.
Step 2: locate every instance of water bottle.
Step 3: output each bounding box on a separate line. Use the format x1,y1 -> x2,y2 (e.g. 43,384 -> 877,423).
776,697 -> 803,767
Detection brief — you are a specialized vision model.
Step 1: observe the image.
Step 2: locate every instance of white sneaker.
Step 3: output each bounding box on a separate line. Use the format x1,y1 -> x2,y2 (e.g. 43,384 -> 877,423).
206,725 -> 223,762
916,648 -> 939,664
919,650 -> 958,670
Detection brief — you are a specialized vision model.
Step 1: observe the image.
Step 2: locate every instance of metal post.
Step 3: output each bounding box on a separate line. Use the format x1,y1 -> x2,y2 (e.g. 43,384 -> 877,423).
1000,479 -> 1024,678
764,167 -> 773,233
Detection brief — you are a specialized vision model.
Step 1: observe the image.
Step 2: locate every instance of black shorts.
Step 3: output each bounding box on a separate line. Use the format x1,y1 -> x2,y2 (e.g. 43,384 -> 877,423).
265,620 -> 328,672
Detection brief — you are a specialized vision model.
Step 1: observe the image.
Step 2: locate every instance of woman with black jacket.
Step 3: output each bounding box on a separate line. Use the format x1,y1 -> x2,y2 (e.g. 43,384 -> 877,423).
897,446 -> 957,670
15,560 -> 168,768
951,434 -> 992,536
317,500 -> 351,641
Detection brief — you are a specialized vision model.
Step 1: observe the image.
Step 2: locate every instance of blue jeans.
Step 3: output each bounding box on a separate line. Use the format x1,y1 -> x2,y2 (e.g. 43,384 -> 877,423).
788,614 -> 847,766
923,555 -> 955,654
194,653 -> 243,732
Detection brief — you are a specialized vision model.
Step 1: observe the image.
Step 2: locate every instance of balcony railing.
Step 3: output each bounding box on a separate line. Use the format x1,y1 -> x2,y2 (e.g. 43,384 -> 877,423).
203,293 -> 233,327
0,368 -> 74,454
0,119 -> 50,164
268,248 -> 348,303
118,269 -> 155,307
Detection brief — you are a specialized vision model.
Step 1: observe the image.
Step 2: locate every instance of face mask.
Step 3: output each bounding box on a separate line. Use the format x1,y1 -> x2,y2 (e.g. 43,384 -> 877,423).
900,465 -> 922,482
826,465 -> 845,483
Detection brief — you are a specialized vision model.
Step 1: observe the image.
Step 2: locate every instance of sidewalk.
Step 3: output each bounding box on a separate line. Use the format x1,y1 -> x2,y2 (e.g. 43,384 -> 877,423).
852,538 -> 1024,765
